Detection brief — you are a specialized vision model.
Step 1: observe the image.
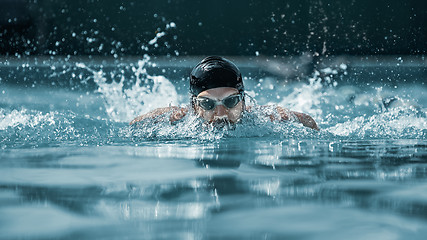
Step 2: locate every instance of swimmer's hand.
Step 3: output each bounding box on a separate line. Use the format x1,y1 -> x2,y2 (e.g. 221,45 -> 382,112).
291,111 -> 320,131
276,106 -> 319,131
129,106 -> 188,125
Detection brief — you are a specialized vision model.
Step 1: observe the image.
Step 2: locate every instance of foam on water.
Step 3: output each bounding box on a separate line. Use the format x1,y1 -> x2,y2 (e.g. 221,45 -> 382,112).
0,107 -> 127,149
327,106 -> 426,138
0,108 -> 54,131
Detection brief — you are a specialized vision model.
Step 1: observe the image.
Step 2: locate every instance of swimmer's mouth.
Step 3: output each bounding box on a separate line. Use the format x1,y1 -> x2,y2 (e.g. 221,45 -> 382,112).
209,117 -> 235,129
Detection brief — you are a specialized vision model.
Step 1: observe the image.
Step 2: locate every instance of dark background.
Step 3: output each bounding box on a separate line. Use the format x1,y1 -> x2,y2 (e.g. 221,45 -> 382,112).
0,0 -> 426,57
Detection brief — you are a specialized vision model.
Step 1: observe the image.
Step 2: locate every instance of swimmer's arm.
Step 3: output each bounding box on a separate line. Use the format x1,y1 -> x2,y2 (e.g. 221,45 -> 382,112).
129,106 -> 188,125
276,106 -> 320,131
247,105 -> 319,130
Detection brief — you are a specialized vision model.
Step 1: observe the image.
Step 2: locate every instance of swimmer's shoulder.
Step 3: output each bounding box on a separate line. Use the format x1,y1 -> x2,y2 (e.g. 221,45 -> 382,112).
129,106 -> 188,125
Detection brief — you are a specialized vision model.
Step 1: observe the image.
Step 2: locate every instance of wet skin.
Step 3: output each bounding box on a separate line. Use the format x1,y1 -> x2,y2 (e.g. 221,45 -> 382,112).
130,87 -> 319,130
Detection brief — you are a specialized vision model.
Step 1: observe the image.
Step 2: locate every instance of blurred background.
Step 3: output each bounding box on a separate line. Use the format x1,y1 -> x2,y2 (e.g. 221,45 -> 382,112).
1,0 -> 426,57
0,0 -> 426,87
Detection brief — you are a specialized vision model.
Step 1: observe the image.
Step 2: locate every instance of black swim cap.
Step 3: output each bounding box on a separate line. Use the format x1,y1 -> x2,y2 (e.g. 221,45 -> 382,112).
190,56 -> 244,96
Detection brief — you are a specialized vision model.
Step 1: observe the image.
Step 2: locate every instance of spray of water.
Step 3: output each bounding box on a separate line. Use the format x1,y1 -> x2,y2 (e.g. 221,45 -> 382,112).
76,54 -> 179,123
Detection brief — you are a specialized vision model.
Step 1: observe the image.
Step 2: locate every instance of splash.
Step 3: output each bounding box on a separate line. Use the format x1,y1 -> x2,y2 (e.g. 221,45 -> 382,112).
0,108 -> 78,148
78,56 -> 426,141
278,65 -> 345,119
278,71 -> 326,118
270,64 -> 425,139
75,21 -> 180,123
326,106 -> 426,139
76,54 -> 179,123
0,108 -> 58,131
0,107 -> 129,149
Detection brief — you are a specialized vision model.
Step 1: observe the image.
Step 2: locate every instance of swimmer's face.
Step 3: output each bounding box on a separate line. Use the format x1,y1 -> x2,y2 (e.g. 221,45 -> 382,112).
193,87 -> 244,125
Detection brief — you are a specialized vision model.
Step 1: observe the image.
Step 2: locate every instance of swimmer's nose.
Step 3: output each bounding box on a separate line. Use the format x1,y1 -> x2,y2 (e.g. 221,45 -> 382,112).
214,104 -> 228,117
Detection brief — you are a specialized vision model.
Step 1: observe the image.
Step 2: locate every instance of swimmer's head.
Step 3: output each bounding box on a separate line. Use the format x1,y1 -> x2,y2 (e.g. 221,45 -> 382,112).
190,56 -> 245,125
190,56 -> 244,97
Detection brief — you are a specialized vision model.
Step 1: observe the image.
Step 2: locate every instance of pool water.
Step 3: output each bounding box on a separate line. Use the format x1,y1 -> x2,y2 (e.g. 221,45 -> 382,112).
0,56 -> 426,239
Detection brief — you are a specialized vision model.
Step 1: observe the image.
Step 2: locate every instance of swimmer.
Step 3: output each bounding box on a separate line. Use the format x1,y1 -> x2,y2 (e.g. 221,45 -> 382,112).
130,56 -> 319,130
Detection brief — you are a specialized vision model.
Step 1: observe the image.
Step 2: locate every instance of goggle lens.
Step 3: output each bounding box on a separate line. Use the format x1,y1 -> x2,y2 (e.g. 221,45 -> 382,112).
223,95 -> 241,108
198,98 -> 216,110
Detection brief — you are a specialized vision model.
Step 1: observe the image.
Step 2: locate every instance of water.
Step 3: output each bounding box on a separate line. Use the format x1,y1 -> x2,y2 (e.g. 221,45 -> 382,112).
0,55 -> 426,239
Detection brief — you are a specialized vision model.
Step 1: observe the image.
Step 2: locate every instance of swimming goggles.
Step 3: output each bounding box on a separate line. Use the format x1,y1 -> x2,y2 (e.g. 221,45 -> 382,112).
194,94 -> 243,111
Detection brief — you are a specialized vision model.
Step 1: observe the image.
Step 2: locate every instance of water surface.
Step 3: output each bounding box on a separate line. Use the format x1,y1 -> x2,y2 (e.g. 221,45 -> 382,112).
0,57 -> 426,239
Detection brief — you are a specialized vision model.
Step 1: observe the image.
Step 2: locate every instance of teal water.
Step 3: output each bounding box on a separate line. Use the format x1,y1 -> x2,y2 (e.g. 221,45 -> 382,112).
0,57 -> 426,239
